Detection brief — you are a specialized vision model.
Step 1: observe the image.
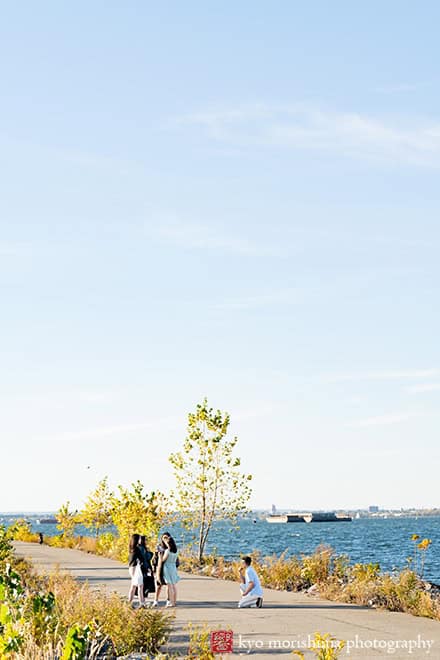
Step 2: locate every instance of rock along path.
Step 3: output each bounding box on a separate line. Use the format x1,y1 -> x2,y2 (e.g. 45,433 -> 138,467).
14,542 -> 440,659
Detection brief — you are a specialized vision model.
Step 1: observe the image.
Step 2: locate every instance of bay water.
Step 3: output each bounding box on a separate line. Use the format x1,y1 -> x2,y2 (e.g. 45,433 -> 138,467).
2,514 -> 439,583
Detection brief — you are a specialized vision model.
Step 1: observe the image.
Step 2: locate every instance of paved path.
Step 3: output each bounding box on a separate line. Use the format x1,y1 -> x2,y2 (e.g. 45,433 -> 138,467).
14,542 -> 440,659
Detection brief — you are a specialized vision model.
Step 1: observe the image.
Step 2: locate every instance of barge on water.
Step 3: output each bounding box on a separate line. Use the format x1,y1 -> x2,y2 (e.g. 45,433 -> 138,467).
266,512 -> 352,523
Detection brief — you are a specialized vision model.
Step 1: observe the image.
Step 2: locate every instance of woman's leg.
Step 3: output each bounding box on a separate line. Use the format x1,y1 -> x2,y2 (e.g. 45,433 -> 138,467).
128,584 -> 137,603
138,580 -> 145,606
166,583 -> 176,606
128,567 -> 136,603
154,583 -> 162,605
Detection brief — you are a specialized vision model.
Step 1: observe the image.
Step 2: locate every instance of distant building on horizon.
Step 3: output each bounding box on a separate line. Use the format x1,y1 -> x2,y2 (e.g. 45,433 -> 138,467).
369,505 -> 379,513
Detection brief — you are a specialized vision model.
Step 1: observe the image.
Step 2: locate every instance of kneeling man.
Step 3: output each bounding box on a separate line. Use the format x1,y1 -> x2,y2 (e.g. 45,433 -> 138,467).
238,556 -> 263,608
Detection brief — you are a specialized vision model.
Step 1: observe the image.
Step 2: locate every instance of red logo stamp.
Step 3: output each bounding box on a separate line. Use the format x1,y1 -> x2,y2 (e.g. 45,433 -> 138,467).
210,630 -> 234,653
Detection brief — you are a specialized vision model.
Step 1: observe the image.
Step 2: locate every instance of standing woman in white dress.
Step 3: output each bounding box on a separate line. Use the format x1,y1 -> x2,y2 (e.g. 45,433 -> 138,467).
161,533 -> 180,607
128,533 -> 145,607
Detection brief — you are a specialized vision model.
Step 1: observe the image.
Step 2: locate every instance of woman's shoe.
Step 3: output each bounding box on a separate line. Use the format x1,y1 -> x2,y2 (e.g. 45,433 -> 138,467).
256,597 -> 263,608
151,601 -> 159,607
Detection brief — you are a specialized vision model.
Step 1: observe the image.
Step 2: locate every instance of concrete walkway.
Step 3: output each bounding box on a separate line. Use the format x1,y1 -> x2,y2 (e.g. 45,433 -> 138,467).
14,542 -> 440,658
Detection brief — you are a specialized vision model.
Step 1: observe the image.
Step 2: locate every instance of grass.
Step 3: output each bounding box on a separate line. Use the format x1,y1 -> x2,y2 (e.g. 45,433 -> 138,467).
47,570 -> 173,656
292,632 -> 346,659
0,550 -> 173,658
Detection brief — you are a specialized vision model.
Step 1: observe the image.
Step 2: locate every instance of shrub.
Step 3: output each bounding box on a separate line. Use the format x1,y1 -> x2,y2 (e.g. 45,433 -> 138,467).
7,519 -> 39,543
258,551 -> 305,591
332,554 -> 350,581
378,570 -> 439,618
45,534 -> 73,549
186,623 -> 219,660
352,562 -> 381,582
0,558 -> 173,658
74,536 -> 98,554
47,570 -> 173,656
61,621 -> 112,659
95,532 -> 117,557
301,546 -> 333,585
293,632 -> 345,659
0,524 -> 13,562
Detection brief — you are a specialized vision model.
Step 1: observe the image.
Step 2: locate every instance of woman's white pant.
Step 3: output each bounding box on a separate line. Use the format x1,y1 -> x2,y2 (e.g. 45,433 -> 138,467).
238,584 -> 259,608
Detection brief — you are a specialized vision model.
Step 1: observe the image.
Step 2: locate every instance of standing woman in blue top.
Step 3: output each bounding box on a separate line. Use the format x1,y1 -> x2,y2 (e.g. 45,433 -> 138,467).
161,533 -> 179,607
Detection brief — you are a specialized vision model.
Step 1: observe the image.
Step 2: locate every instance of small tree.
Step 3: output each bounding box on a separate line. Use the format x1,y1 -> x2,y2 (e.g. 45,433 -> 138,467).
110,481 -> 167,562
169,398 -> 252,563
79,477 -> 113,537
0,524 -> 13,561
56,501 -> 78,538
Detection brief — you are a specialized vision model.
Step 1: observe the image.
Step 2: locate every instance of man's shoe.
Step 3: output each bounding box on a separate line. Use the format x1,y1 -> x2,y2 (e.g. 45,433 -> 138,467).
256,597 -> 263,608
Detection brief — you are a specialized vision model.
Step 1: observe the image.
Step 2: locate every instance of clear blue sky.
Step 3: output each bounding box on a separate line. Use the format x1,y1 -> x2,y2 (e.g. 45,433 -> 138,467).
1,2 -> 439,511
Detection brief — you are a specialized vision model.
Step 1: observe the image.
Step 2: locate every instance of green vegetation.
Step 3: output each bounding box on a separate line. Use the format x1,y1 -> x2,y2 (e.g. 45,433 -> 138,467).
0,525 -> 173,658
3,520 -> 37,545
186,622 -> 218,660
30,479 -> 168,564
409,534 -> 433,579
169,397 -> 252,563
56,502 -> 78,540
110,481 -> 167,563
77,477 -> 112,538
0,527 -> 12,562
293,632 -> 345,659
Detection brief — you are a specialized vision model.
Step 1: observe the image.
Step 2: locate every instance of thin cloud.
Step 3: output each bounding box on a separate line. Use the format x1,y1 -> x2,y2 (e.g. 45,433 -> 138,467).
374,80 -> 435,95
3,390 -> 116,406
407,383 -> 440,394
234,403 -> 281,421
39,418 -> 181,442
358,449 -> 400,458
213,268 -> 418,312
177,103 -> 440,166
0,242 -> 33,257
322,368 -> 440,384
146,216 -> 285,257
345,413 -> 414,428
212,288 -> 303,311
374,83 -> 423,94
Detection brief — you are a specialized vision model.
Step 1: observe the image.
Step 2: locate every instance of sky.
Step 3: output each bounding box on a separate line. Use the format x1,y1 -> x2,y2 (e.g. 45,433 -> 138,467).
1,1 -> 439,512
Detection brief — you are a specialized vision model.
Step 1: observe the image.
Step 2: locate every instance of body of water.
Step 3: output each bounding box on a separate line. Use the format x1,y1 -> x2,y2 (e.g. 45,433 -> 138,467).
2,514 -> 439,583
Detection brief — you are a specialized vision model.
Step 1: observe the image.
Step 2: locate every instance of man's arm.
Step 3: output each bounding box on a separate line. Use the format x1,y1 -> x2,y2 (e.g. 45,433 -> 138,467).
241,580 -> 255,597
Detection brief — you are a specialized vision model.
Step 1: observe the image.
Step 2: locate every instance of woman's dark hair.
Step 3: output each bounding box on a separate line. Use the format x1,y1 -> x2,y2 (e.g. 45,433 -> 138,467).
139,535 -> 147,548
129,533 -> 140,552
163,533 -> 177,553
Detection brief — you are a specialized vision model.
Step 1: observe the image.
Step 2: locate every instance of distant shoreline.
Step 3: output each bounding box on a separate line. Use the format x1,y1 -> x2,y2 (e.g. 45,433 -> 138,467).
2,508 -> 440,518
